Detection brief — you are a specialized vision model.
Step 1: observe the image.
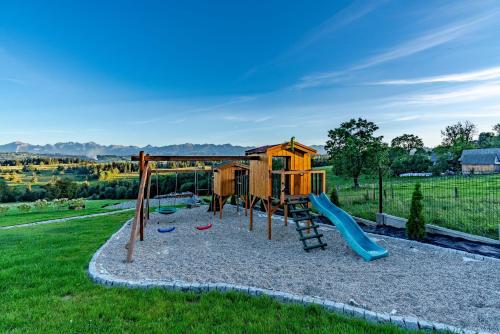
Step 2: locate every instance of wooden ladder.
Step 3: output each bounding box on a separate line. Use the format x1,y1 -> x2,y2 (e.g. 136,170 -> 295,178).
286,197 -> 327,252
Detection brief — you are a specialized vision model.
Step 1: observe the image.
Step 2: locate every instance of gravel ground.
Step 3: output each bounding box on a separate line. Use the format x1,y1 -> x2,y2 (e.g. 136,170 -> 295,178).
94,206 -> 500,333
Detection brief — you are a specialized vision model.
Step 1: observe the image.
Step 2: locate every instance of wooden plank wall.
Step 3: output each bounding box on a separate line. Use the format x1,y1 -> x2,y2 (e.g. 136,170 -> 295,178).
249,155 -> 269,198
267,147 -> 311,196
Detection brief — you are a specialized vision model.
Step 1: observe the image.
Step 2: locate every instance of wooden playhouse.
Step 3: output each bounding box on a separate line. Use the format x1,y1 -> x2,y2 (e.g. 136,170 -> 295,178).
212,162 -> 249,217
245,141 -> 326,240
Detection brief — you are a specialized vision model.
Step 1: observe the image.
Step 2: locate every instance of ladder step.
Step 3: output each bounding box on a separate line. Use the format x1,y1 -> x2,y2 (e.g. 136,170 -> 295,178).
304,242 -> 327,251
300,233 -> 324,241
296,224 -> 319,231
289,208 -> 310,214
293,216 -> 313,222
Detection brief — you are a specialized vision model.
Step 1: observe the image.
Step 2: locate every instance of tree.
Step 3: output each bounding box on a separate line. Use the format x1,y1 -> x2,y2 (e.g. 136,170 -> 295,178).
440,121 -> 476,170
325,118 -> 386,188
477,132 -> 495,148
406,183 -> 426,240
441,121 -> 476,146
494,123 -> 500,136
391,134 -> 424,154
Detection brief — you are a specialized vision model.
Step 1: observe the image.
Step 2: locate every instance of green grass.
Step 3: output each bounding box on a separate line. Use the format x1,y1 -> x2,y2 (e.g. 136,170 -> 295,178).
318,167 -> 500,239
0,199 -> 127,227
0,212 -> 413,333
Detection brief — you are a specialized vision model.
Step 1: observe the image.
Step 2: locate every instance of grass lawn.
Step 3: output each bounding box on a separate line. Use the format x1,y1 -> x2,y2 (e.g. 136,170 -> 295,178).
0,199 -> 127,227
318,166 -> 500,239
0,212 -> 414,333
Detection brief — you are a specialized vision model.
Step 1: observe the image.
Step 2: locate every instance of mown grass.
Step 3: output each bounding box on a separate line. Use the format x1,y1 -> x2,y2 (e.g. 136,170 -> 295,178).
318,167 -> 500,239
0,212 -> 414,333
0,199 -> 127,227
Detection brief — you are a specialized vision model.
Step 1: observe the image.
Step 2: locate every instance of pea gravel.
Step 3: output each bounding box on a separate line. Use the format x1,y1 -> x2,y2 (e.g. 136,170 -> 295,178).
93,206 -> 500,333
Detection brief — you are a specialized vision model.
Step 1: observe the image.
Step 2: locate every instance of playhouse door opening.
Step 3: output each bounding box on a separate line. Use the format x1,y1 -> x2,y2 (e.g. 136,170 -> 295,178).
272,156 -> 291,195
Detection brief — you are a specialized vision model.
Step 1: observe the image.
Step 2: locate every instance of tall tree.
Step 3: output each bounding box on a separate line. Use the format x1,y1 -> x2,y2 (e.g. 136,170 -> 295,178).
391,134 -> 424,153
325,118 -> 386,188
477,132 -> 495,148
441,121 -> 476,146
494,123 -> 500,136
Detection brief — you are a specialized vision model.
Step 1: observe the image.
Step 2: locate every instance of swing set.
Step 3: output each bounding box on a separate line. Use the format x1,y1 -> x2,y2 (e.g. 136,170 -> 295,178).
126,152 -> 259,262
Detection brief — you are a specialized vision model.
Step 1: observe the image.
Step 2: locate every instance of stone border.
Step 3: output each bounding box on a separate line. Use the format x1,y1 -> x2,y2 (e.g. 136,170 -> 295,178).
88,218 -> 495,334
0,208 -> 134,230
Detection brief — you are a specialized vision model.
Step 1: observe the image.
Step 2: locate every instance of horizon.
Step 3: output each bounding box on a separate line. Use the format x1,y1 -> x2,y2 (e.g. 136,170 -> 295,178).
1,1 -> 500,147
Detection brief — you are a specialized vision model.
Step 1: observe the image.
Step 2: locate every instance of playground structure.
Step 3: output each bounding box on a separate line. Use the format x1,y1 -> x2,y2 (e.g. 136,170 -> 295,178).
245,142 -> 326,244
212,162 -> 249,218
125,140 -> 388,262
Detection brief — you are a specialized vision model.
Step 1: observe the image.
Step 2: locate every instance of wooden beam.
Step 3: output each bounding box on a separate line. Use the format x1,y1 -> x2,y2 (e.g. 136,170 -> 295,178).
132,155 -> 259,162
150,168 -> 212,174
126,162 -> 150,263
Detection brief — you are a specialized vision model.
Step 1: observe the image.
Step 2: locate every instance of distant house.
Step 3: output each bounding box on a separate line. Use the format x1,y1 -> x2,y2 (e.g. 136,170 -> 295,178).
459,148 -> 500,174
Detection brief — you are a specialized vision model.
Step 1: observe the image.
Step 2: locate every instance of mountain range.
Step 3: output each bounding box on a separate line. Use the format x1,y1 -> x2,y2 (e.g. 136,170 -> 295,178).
0,141 -> 326,159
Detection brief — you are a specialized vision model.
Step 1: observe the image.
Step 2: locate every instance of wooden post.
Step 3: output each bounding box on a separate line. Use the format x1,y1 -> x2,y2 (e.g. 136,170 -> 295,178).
219,195 -> 223,220
378,168 -> 383,213
267,198 -> 272,240
244,194 -> 248,216
139,151 -> 145,241
249,195 -> 254,231
284,203 -> 288,226
322,171 -> 326,193
280,172 -> 285,204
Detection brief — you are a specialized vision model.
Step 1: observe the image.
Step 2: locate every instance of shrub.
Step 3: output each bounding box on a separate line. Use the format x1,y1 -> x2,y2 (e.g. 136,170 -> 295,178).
0,205 -> 9,213
34,199 -> 49,211
329,187 -> 340,206
406,183 -> 426,240
17,203 -> 32,213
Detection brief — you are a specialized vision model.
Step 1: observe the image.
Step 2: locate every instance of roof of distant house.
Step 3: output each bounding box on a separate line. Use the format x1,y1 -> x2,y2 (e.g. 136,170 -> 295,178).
459,148 -> 500,165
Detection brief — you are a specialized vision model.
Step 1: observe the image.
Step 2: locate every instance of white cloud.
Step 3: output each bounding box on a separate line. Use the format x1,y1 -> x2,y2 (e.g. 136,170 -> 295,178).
388,82 -> 500,106
376,66 -> 500,85
294,12 -> 498,90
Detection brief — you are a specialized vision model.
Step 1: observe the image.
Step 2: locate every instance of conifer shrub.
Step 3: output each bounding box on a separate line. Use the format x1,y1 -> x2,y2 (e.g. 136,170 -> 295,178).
406,183 -> 426,240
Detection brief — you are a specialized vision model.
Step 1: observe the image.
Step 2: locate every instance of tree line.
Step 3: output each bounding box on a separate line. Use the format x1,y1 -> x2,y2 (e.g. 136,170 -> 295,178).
326,119 -> 500,187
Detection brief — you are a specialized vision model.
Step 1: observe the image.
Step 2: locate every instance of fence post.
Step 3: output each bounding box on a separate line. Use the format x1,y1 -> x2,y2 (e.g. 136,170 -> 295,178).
378,168 -> 383,213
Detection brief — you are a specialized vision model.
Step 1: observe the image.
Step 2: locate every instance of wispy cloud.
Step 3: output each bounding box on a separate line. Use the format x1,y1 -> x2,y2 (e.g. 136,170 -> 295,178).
376,66 -> 500,85
243,1 -> 380,79
294,12 -> 498,90
384,81 -> 500,107
291,1 -> 382,53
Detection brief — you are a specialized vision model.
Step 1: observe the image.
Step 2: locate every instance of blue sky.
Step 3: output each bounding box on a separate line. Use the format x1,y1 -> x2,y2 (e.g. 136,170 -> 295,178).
1,0 -> 499,147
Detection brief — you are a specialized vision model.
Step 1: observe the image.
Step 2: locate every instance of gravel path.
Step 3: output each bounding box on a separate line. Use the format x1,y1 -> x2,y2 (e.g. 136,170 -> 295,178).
94,206 -> 500,333
0,209 -> 133,230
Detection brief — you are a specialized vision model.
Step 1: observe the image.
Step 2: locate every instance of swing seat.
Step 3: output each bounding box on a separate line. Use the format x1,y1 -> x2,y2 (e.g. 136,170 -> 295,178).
157,227 -> 176,233
196,223 -> 212,231
156,207 -> 177,215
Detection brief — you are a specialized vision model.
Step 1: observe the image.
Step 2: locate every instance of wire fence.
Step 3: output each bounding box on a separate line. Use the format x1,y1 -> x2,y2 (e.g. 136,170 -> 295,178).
334,173 -> 500,239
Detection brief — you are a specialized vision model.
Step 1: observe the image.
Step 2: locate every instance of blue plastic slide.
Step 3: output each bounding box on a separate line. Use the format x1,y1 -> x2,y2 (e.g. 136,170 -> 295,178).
309,193 -> 388,261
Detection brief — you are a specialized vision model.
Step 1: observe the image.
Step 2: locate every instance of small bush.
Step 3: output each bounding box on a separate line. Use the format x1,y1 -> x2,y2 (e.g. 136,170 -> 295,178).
17,203 -> 32,213
406,183 -> 426,240
329,188 -> 340,206
34,199 -> 49,211
0,206 -> 9,213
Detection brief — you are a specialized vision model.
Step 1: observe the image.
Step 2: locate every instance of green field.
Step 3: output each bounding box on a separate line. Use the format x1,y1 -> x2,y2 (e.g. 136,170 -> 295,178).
0,212 -> 412,333
319,167 -> 500,239
0,199 -> 127,227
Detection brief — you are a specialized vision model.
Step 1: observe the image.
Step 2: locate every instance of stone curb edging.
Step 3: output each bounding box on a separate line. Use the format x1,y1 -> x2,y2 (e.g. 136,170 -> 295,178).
0,208 -> 134,230
87,219 -> 492,334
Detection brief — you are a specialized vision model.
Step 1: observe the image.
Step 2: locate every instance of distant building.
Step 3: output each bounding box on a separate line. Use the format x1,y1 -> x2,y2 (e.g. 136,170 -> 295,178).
459,148 -> 500,174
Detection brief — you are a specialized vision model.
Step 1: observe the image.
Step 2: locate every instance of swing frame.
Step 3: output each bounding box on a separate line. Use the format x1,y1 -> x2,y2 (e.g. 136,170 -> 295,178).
126,152 -> 258,262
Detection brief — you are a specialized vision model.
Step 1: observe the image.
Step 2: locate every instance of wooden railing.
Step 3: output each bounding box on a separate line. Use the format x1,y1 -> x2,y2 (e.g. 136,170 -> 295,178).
270,170 -> 326,203
126,162 -> 150,262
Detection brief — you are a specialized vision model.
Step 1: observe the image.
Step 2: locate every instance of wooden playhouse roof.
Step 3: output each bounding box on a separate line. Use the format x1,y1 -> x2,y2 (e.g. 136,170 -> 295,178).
245,142 -> 317,155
